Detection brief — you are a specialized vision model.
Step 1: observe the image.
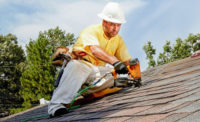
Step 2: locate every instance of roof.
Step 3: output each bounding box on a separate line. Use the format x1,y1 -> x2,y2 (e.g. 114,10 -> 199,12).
2,55 -> 200,122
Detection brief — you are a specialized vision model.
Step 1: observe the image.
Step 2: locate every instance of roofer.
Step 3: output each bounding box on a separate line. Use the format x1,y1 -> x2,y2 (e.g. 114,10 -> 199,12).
48,2 -> 132,117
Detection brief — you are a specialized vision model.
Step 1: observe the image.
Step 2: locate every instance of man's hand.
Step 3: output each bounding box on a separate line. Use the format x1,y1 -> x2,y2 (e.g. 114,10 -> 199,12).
113,61 -> 128,74
52,47 -> 69,66
53,47 -> 69,61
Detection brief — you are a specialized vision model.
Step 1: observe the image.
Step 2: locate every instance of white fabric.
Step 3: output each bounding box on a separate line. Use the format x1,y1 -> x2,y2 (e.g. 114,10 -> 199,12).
82,66 -> 114,95
48,60 -> 114,116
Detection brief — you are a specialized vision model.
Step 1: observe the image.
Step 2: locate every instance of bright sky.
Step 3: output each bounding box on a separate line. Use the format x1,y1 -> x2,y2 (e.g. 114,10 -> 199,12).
1,0 -> 200,71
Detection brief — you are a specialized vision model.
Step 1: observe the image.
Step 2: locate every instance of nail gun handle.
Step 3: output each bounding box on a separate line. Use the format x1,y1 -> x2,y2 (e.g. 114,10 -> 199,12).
54,68 -> 64,87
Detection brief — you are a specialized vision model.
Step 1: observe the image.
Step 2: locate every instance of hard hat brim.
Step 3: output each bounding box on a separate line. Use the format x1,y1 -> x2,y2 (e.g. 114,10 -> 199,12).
98,13 -> 126,24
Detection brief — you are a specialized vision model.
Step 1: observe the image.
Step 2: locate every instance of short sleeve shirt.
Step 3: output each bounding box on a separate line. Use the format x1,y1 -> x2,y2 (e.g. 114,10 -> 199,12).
73,24 -> 131,66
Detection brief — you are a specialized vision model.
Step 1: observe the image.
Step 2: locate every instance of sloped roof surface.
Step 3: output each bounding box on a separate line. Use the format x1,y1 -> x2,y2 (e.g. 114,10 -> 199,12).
2,56 -> 200,122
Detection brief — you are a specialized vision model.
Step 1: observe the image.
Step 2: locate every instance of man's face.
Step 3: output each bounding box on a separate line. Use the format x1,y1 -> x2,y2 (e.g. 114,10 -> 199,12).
103,20 -> 121,39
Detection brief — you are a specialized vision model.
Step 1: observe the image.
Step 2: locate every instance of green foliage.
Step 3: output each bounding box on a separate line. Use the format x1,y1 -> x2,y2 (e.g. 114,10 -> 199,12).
0,34 -> 25,115
185,33 -> 200,52
171,38 -> 191,61
144,33 -> 200,68
157,41 -> 172,65
20,27 -> 76,108
143,41 -> 156,68
42,27 -> 76,52
9,107 -> 27,115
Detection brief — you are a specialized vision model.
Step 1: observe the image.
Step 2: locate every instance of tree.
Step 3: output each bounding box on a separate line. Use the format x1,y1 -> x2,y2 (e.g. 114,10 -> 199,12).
157,41 -> 172,65
143,33 -> 200,69
143,41 -> 156,68
185,33 -> 200,52
20,27 -> 76,109
0,34 -> 25,116
171,38 -> 191,61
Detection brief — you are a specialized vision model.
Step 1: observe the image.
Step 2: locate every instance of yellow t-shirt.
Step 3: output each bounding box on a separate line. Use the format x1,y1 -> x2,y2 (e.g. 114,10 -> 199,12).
73,24 -> 131,66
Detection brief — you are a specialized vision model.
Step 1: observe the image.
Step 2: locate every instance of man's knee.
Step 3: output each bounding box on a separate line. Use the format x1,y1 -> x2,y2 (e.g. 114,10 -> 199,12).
65,60 -> 92,76
67,60 -> 83,70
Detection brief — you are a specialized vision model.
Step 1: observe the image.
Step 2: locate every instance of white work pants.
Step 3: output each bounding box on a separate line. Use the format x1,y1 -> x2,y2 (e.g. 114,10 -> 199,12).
48,60 -> 114,116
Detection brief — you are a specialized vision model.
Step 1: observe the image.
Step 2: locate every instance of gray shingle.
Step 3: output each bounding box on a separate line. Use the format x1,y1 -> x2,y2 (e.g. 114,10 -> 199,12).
1,56 -> 200,122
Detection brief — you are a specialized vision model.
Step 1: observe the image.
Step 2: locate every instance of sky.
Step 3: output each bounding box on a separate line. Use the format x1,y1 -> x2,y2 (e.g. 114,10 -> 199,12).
1,0 -> 200,71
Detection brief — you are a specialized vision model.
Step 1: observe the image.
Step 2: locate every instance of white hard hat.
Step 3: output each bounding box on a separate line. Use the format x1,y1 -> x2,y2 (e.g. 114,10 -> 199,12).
98,2 -> 126,24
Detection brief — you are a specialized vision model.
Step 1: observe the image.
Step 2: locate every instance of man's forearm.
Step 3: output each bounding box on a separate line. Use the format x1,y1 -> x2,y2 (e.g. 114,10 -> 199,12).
90,45 -> 118,64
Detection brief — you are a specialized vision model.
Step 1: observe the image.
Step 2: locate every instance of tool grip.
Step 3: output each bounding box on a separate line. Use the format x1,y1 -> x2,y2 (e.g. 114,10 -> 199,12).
54,68 -> 64,87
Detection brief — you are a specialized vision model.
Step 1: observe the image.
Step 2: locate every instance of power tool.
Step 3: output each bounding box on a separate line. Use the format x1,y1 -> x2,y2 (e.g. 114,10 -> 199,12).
91,58 -> 142,98
112,58 -> 142,88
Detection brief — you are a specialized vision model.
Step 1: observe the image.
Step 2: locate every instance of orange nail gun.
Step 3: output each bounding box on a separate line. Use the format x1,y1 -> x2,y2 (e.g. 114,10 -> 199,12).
91,58 -> 142,98
112,58 -> 142,87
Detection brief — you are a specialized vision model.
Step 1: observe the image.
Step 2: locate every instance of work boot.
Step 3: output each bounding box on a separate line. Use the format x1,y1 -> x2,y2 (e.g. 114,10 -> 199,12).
50,108 -> 68,118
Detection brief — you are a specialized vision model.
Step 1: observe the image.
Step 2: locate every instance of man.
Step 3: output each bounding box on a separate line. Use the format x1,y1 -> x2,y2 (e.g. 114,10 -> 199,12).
48,2 -> 131,117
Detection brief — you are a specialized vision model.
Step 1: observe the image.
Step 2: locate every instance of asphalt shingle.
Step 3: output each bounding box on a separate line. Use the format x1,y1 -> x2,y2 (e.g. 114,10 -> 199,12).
1,56 -> 200,122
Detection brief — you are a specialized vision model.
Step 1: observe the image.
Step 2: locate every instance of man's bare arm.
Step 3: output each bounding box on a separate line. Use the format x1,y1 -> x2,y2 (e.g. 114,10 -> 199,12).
90,45 -> 118,64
